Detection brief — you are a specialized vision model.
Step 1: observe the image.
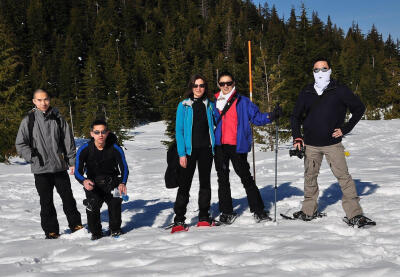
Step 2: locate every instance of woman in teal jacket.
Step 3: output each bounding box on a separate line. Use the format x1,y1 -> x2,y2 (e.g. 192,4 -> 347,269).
172,74 -> 215,233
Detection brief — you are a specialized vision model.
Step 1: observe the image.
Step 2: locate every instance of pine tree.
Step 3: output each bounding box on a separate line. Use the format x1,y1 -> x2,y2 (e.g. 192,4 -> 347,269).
105,61 -> 131,144
78,53 -> 106,137
160,47 -> 189,143
0,21 -> 26,162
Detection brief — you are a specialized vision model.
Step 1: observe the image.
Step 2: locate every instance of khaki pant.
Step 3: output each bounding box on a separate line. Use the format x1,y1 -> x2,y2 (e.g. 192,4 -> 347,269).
302,142 -> 362,219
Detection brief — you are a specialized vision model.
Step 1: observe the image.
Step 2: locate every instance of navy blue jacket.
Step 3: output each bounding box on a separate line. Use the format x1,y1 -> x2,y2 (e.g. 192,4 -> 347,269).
291,80 -> 365,147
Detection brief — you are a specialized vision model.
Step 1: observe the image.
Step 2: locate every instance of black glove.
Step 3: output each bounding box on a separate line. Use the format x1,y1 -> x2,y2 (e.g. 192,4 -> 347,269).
270,104 -> 282,121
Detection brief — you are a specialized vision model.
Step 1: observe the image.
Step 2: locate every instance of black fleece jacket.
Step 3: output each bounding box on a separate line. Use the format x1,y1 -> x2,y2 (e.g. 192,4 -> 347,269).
75,133 -> 129,184
291,80 -> 365,147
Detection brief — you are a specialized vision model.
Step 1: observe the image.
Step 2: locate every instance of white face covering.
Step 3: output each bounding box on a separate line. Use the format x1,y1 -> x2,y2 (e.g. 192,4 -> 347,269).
313,69 -> 331,95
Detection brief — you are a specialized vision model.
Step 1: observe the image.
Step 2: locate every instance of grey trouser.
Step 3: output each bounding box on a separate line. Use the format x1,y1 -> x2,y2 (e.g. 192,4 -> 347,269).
302,142 -> 362,219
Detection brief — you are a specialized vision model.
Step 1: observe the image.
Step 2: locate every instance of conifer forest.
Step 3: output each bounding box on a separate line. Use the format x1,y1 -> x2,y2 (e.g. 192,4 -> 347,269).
0,0 -> 399,161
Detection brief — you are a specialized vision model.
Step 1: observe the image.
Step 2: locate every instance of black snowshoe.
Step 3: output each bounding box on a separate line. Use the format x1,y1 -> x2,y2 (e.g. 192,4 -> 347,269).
254,210 -> 272,223
343,215 -> 376,228
281,210 -> 326,221
219,212 -> 238,225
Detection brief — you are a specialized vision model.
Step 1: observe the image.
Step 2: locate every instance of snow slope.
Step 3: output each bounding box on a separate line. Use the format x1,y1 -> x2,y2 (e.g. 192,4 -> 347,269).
1,120 -> 400,276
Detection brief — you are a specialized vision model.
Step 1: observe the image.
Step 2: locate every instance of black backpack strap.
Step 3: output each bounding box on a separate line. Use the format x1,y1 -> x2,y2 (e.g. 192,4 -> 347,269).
28,112 -> 35,149
215,93 -> 238,126
27,111 -> 44,166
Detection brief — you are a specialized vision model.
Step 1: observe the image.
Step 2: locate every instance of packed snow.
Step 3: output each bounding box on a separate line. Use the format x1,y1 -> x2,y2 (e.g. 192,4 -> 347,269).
1,120 -> 400,276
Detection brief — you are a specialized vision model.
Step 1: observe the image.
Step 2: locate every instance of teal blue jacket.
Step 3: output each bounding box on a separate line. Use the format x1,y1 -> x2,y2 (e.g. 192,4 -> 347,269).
175,98 -> 215,157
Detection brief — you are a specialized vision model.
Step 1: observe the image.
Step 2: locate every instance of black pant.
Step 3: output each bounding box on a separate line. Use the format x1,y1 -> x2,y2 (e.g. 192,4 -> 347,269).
34,171 -> 82,235
214,145 -> 264,214
174,147 -> 213,222
84,188 -> 122,236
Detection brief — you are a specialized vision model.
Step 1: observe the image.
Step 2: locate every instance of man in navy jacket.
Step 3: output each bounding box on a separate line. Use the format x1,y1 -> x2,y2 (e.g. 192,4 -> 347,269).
75,119 -> 129,239
291,58 -> 375,227
213,72 -> 280,224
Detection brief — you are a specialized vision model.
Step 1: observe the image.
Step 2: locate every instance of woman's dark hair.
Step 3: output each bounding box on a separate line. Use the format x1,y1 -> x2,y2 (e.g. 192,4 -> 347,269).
184,74 -> 209,99
218,71 -> 235,82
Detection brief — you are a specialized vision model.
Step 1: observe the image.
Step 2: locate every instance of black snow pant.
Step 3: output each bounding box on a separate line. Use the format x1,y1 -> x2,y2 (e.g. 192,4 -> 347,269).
174,147 -> 213,223
214,145 -> 265,214
34,171 -> 82,235
84,188 -> 122,236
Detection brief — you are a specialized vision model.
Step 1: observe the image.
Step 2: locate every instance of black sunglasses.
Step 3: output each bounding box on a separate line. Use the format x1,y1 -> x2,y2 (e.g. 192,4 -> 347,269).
313,67 -> 329,73
219,81 -> 234,87
193,84 -> 206,88
93,130 -> 108,135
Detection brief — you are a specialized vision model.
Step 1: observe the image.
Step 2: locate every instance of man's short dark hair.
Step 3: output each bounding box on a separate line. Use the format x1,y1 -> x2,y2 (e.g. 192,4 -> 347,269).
313,57 -> 330,68
218,71 -> 235,82
91,119 -> 108,130
33,88 -> 50,99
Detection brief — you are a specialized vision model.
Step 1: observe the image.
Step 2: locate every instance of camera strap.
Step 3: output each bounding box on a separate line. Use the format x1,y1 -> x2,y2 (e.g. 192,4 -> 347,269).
215,93 -> 238,126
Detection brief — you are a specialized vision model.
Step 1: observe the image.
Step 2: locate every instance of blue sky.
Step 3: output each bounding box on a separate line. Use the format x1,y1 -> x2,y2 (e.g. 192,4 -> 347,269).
253,0 -> 400,41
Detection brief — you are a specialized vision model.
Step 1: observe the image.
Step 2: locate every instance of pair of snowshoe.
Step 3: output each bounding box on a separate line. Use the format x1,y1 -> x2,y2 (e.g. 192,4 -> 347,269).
169,210 -> 273,233
218,210 -> 272,225
170,217 -> 216,234
91,229 -> 123,240
281,211 -> 376,228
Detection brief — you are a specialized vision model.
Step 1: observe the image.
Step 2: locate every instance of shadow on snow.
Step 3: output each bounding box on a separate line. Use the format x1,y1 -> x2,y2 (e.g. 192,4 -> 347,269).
318,179 -> 379,212
97,179 -> 378,234
208,182 -> 303,219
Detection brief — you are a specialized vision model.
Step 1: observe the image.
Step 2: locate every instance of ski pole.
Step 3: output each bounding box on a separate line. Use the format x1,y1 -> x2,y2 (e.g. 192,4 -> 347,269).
274,103 -> 279,222
248,40 -> 256,182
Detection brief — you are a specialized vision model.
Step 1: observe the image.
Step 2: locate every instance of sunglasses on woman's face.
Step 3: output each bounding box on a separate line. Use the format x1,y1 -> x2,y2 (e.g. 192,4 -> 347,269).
92,130 -> 108,135
193,84 -> 205,88
219,81 -> 234,87
313,67 -> 329,73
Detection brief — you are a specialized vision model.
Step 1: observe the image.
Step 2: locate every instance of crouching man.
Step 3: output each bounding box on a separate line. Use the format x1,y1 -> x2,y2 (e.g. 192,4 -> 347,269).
75,119 -> 129,240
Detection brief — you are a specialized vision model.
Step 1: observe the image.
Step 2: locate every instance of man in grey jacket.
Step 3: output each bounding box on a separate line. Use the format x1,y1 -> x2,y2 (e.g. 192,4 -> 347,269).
15,89 -> 82,239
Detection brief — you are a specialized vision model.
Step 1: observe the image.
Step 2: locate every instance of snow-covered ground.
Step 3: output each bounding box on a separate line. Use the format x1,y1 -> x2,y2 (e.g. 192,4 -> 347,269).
1,120 -> 400,276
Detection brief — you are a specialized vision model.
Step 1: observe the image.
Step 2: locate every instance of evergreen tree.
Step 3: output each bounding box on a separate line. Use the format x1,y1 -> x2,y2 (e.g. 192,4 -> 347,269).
160,47 -> 189,143
0,0 -> 399,161
0,21 -> 26,162
105,61 -> 131,144
78,53 -> 106,137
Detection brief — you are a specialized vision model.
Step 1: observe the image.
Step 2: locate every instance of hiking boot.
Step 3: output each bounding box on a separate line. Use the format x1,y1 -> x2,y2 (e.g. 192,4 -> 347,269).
254,210 -> 272,223
45,232 -> 60,239
219,212 -> 238,225
293,210 -> 326,221
197,216 -> 216,227
345,214 -> 376,228
171,221 -> 189,233
91,233 -> 103,240
72,225 -> 84,233
111,229 -> 123,237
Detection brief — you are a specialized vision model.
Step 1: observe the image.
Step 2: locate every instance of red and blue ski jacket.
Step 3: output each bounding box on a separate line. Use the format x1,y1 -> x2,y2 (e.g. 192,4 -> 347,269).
213,92 -> 273,153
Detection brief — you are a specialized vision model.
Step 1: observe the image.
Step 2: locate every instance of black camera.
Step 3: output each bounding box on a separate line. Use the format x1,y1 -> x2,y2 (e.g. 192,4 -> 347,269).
289,146 -> 305,159
83,198 -> 97,212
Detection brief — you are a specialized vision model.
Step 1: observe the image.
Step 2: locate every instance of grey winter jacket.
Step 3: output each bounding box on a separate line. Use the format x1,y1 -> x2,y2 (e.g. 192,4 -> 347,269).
15,107 -> 76,174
